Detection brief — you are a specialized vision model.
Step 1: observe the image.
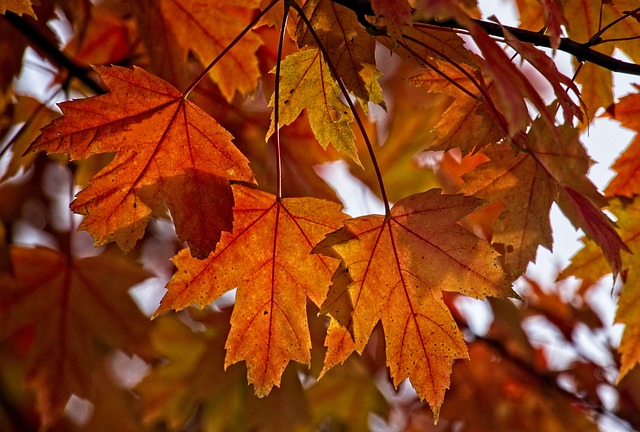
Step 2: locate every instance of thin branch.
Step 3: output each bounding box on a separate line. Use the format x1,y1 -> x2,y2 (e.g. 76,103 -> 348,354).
413,19 -> 640,76
183,0 -> 279,97
396,36 -> 481,101
589,7 -> 640,45
273,3 -> 291,199
598,35 -> 640,44
2,12 -> 105,95
330,0 -> 640,76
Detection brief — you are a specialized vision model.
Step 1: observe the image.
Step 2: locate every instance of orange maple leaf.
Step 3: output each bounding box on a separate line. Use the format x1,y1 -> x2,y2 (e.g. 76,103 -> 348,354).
153,0 -> 263,100
604,84 -> 640,197
523,119 -> 628,274
313,189 -> 512,419
0,246 -> 151,426
29,65 -> 254,259
460,143 -> 555,277
156,185 -> 347,396
409,60 -> 503,155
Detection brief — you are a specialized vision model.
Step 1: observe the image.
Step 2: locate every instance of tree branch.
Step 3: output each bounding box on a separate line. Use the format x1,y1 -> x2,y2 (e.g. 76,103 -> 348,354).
419,18 -> 640,76
330,0 -> 640,76
2,12 -> 104,95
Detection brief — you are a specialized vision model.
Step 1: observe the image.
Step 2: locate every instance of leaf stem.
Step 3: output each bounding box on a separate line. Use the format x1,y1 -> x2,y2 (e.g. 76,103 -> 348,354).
182,0 -> 280,98
286,0 -> 391,216
395,36 -> 481,101
273,3 -> 290,199
588,7 -> 640,46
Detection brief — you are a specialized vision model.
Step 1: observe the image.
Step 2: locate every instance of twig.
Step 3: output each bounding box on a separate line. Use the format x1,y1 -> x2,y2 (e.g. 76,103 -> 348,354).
2,12 -> 104,94
330,0 -> 640,76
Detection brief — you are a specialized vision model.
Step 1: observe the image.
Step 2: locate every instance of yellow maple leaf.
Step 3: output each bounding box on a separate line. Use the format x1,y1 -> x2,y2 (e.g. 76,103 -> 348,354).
296,0 -> 385,106
269,48 -> 361,165
0,0 -> 35,17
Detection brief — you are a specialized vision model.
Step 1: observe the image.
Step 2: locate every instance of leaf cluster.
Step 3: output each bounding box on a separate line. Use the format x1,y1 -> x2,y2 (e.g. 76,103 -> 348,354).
1,0 -> 640,430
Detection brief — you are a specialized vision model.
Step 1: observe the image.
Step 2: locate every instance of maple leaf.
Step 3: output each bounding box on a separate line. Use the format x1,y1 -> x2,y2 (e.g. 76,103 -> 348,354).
409,60 -> 503,154
156,0 -> 262,100
604,84 -> 640,197
460,143 -> 555,277
156,185 -> 347,396
313,189 -> 512,418
29,65 -> 254,259
501,26 -> 583,124
0,246 -> 151,426
269,48 -> 360,165
0,0 -> 35,17
420,0 -> 555,135
63,4 -> 137,67
561,197 -> 639,381
521,118 -> 628,274
296,0 -> 385,107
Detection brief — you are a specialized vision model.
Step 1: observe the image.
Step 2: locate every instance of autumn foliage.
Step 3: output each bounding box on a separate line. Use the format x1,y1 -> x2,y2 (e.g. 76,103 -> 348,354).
1,0 -> 640,430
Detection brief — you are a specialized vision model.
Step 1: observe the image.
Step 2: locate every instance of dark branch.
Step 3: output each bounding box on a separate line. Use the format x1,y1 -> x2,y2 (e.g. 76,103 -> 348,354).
420,18 -> 640,76
2,12 -> 104,95
330,0 -> 640,76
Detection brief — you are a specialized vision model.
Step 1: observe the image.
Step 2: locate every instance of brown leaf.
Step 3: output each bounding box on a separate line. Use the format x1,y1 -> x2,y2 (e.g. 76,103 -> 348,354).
0,246 -> 151,427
